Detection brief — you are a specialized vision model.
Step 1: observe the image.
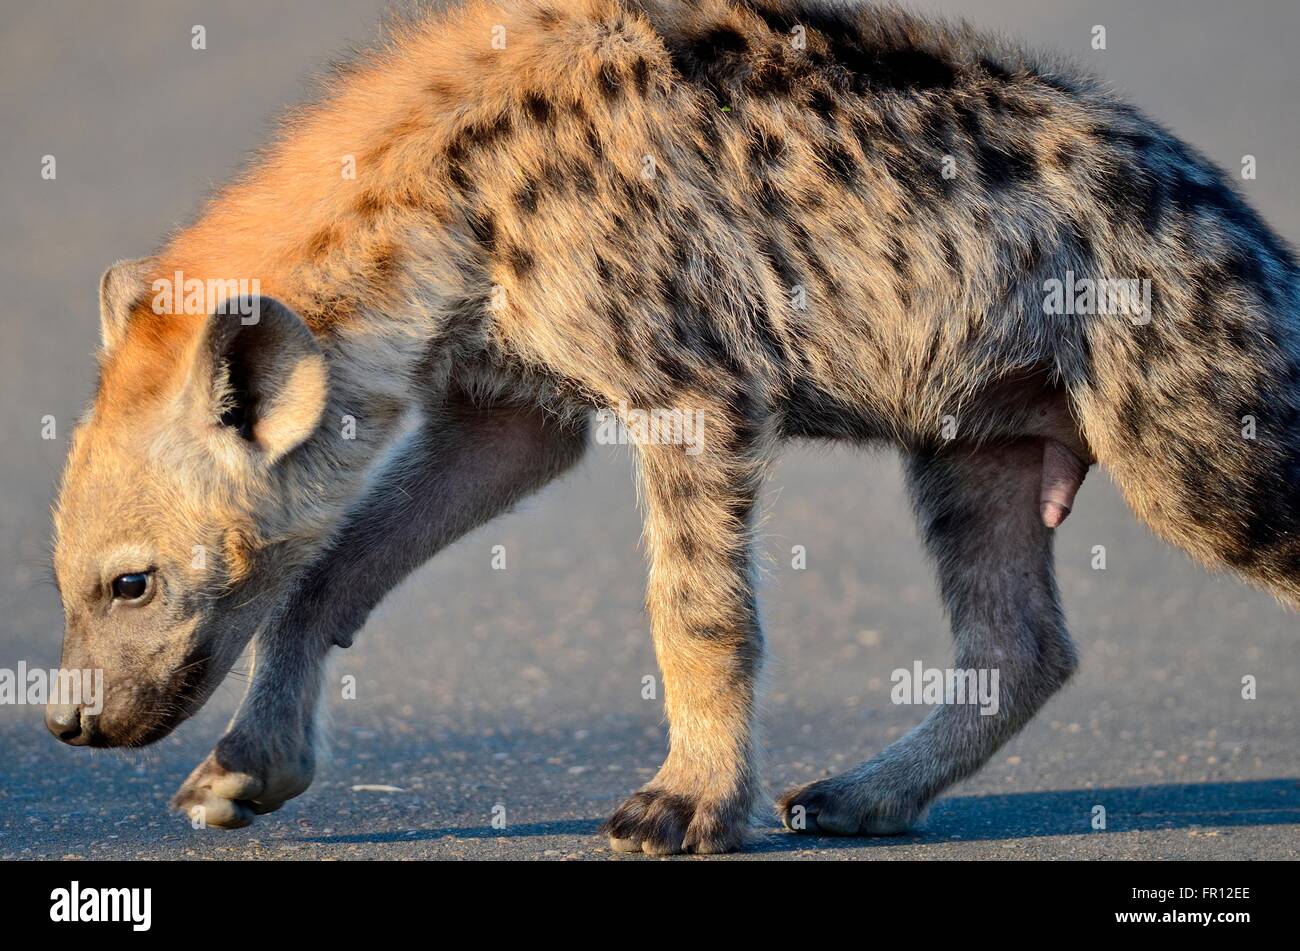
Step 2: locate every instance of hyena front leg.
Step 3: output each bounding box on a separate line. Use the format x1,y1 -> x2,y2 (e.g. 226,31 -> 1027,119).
778,440 -> 1078,835
173,397 -> 588,828
603,399 -> 770,855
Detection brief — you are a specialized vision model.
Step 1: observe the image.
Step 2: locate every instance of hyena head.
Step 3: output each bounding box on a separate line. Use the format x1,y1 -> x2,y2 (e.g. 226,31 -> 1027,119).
47,259 -> 332,747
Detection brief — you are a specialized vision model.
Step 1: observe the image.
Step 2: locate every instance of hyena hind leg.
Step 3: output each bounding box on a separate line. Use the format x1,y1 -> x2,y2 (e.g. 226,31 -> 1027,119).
778,440 -> 1078,836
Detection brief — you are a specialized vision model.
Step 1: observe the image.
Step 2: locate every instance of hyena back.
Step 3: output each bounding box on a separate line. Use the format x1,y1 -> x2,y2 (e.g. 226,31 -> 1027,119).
49,0 -> 1299,854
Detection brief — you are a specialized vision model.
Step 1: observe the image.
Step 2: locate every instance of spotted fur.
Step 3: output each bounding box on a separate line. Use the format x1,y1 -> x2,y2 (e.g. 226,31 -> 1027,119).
51,0 -> 1299,853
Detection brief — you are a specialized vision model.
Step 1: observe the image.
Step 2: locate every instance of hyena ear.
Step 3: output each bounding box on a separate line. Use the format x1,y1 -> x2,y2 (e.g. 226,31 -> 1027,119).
98,258 -> 154,353
190,297 -> 329,465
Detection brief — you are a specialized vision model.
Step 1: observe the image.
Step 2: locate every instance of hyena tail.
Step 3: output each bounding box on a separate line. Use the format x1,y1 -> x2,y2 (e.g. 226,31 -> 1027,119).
1070,243 -> 1300,607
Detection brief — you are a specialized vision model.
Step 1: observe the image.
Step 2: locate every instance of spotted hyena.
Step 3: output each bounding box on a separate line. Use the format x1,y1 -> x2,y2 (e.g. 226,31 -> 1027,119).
48,0 -> 1299,854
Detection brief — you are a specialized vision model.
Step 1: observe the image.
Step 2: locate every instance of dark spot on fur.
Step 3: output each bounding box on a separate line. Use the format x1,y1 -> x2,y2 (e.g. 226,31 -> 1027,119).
570,158 -> 598,196
785,2 -> 959,93
453,113 -> 513,157
975,139 -> 1039,191
869,47 -> 957,91
698,316 -> 748,378
939,232 -> 962,281
539,161 -> 567,198
789,220 -> 841,298
306,227 -> 339,260
465,208 -> 496,250
602,300 -> 635,362
446,158 -> 472,192
809,88 -> 838,123
744,0 -> 799,34
1050,140 -> 1079,170
632,57 -> 652,95
748,302 -> 788,367
620,175 -> 660,215
755,229 -> 803,290
747,126 -> 785,172
370,243 -> 401,283
979,57 -> 1012,81
953,101 -> 1037,190
583,123 -> 604,159
666,24 -> 752,102
887,235 -> 913,308
504,244 -> 535,278
881,146 -> 942,208
1088,158 -> 1164,234
598,62 -> 622,101
983,86 -> 1047,120
1225,322 -> 1253,354
564,97 -> 589,123
522,92 -> 553,124
1091,124 -> 1156,155
1120,383 -> 1147,441
782,377 -> 879,440
703,25 -> 750,56
744,58 -> 798,98
915,103 -> 958,157
755,179 -> 789,217
595,255 -> 614,284
816,139 -> 860,188
515,179 -> 540,214
355,190 -> 385,219
678,534 -> 699,560
655,348 -> 697,390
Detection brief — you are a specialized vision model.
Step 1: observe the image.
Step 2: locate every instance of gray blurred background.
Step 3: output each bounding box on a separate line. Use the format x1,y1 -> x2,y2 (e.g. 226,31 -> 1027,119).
0,0 -> 1296,860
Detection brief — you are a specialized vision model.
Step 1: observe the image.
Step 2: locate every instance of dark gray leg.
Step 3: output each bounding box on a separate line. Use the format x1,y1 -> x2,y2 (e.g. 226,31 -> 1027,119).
779,440 -> 1078,835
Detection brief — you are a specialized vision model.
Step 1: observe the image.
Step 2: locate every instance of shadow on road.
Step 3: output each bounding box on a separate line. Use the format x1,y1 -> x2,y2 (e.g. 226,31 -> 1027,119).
296,779 -> 1300,850
298,818 -> 606,845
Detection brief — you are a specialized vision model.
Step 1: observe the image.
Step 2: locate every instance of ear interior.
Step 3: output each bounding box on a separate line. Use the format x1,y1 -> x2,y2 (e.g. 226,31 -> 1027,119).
98,258 -> 154,353
195,297 -> 328,464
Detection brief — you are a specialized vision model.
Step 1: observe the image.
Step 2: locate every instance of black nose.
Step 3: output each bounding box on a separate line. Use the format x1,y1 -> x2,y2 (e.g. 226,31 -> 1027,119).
46,704 -> 92,745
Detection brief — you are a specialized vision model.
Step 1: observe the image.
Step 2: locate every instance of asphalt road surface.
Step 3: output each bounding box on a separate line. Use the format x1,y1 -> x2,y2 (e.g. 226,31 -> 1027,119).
1,0 -> 1297,860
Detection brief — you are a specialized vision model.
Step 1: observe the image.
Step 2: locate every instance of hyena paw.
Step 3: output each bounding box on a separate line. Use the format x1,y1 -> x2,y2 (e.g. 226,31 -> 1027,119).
777,774 -> 924,837
602,786 -> 752,855
171,731 -> 314,830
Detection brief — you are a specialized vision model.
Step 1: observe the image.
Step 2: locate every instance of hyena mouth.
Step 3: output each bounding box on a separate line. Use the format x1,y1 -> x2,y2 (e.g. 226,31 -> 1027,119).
118,652 -> 215,748
168,650 -> 214,715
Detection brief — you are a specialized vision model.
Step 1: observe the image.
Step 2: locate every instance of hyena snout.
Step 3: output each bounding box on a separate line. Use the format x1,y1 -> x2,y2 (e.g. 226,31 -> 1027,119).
46,635 -> 220,749
45,703 -> 97,746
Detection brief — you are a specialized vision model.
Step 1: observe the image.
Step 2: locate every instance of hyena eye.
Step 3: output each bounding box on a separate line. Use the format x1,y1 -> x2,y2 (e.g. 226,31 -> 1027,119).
111,572 -> 151,601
